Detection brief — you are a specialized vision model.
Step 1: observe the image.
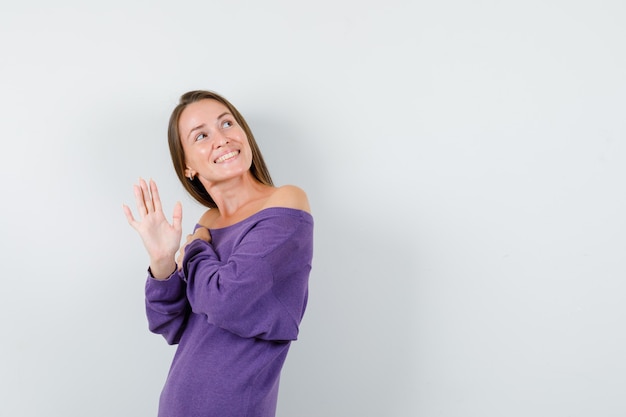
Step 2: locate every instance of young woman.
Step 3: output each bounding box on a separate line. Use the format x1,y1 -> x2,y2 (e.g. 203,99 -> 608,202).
123,90 -> 313,417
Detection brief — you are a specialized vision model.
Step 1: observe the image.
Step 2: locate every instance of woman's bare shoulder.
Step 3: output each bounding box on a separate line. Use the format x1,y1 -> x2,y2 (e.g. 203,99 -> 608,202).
198,208 -> 220,228
266,185 -> 311,213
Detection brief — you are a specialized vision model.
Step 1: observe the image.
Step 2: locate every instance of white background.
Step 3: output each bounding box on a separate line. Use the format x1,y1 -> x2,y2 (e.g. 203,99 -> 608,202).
1,1 -> 625,416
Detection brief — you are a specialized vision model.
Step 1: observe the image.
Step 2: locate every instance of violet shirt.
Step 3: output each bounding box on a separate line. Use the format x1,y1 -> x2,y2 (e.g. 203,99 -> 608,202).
145,207 -> 313,417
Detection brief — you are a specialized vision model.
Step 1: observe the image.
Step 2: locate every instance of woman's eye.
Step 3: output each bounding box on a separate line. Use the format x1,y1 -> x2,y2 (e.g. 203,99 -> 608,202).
195,133 -> 207,141
222,120 -> 233,128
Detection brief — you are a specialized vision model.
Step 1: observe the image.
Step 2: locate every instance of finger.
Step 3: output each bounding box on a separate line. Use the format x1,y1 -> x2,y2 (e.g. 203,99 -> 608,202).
150,179 -> 164,214
133,184 -> 148,217
139,178 -> 155,213
193,226 -> 206,239
193,227 -> 211,243
122,204 -> 138,228
199,227 -> 211,243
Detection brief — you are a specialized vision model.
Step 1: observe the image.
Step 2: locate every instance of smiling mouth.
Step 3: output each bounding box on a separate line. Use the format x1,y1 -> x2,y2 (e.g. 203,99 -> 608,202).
214,151 -> 239,163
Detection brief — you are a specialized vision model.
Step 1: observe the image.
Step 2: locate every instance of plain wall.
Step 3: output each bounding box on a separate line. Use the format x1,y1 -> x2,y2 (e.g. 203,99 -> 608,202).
1,1 -> 625,416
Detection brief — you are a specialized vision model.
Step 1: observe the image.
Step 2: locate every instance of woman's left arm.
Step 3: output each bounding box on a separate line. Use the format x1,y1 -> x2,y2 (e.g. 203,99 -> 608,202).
181,211 -> 313,342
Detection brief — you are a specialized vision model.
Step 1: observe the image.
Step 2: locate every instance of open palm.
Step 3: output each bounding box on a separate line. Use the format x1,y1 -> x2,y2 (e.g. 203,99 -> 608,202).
123,178 -> 182,277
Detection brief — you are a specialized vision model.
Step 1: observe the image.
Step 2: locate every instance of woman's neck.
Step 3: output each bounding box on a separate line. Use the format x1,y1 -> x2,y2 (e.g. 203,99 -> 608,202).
202,173 -> 274,221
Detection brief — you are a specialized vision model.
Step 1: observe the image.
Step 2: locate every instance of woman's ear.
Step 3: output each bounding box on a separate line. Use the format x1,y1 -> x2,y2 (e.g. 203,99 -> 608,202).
185,167 -> 195,180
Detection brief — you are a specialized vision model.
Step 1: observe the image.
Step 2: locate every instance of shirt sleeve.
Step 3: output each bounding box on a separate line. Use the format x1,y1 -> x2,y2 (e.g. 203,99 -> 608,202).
181,213 -> 313,342
144,269 -> 191,345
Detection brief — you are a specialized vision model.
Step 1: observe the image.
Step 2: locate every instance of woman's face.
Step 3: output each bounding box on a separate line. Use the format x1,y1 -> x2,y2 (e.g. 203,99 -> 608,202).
178,99 -> 253,186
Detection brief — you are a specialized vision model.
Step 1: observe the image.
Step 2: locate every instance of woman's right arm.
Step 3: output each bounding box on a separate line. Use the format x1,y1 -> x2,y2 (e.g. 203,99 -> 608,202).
123,178 -> 188,343
122,178 -> 182,278
145,270 -> 190,345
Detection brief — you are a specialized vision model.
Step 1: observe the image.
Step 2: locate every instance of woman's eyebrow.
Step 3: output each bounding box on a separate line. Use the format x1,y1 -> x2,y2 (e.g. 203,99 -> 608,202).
187,123 -> 206,140
186,112 -> 232,139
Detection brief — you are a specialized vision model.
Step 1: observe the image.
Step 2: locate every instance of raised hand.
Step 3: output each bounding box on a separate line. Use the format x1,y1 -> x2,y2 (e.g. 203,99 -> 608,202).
123,178 -> 182,279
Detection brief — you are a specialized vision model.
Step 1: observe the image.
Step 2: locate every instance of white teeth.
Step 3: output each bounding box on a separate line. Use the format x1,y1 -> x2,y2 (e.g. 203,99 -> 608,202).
215,151 -> 238,163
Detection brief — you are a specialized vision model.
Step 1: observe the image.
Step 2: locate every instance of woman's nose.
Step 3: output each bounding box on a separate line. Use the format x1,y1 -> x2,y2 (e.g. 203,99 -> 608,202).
213,132 -> 229,147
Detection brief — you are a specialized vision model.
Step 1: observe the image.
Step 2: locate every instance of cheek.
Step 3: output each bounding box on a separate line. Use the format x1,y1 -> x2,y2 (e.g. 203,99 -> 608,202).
186,144 -> 211,161
197,146 -> 211,156
182,146 -> 208,170
241,142 -> 253,161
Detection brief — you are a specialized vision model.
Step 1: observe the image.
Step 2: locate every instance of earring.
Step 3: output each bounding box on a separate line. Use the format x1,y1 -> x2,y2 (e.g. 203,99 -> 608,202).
188,175 -> 194,181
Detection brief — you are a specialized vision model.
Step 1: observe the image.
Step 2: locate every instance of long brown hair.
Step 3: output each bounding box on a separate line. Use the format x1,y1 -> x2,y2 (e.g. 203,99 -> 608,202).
168,90 -> 273,208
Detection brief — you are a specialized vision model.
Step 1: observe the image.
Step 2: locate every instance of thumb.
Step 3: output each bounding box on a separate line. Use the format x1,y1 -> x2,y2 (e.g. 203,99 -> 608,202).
172,201 -> 183,231
122,204 -> 138,229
